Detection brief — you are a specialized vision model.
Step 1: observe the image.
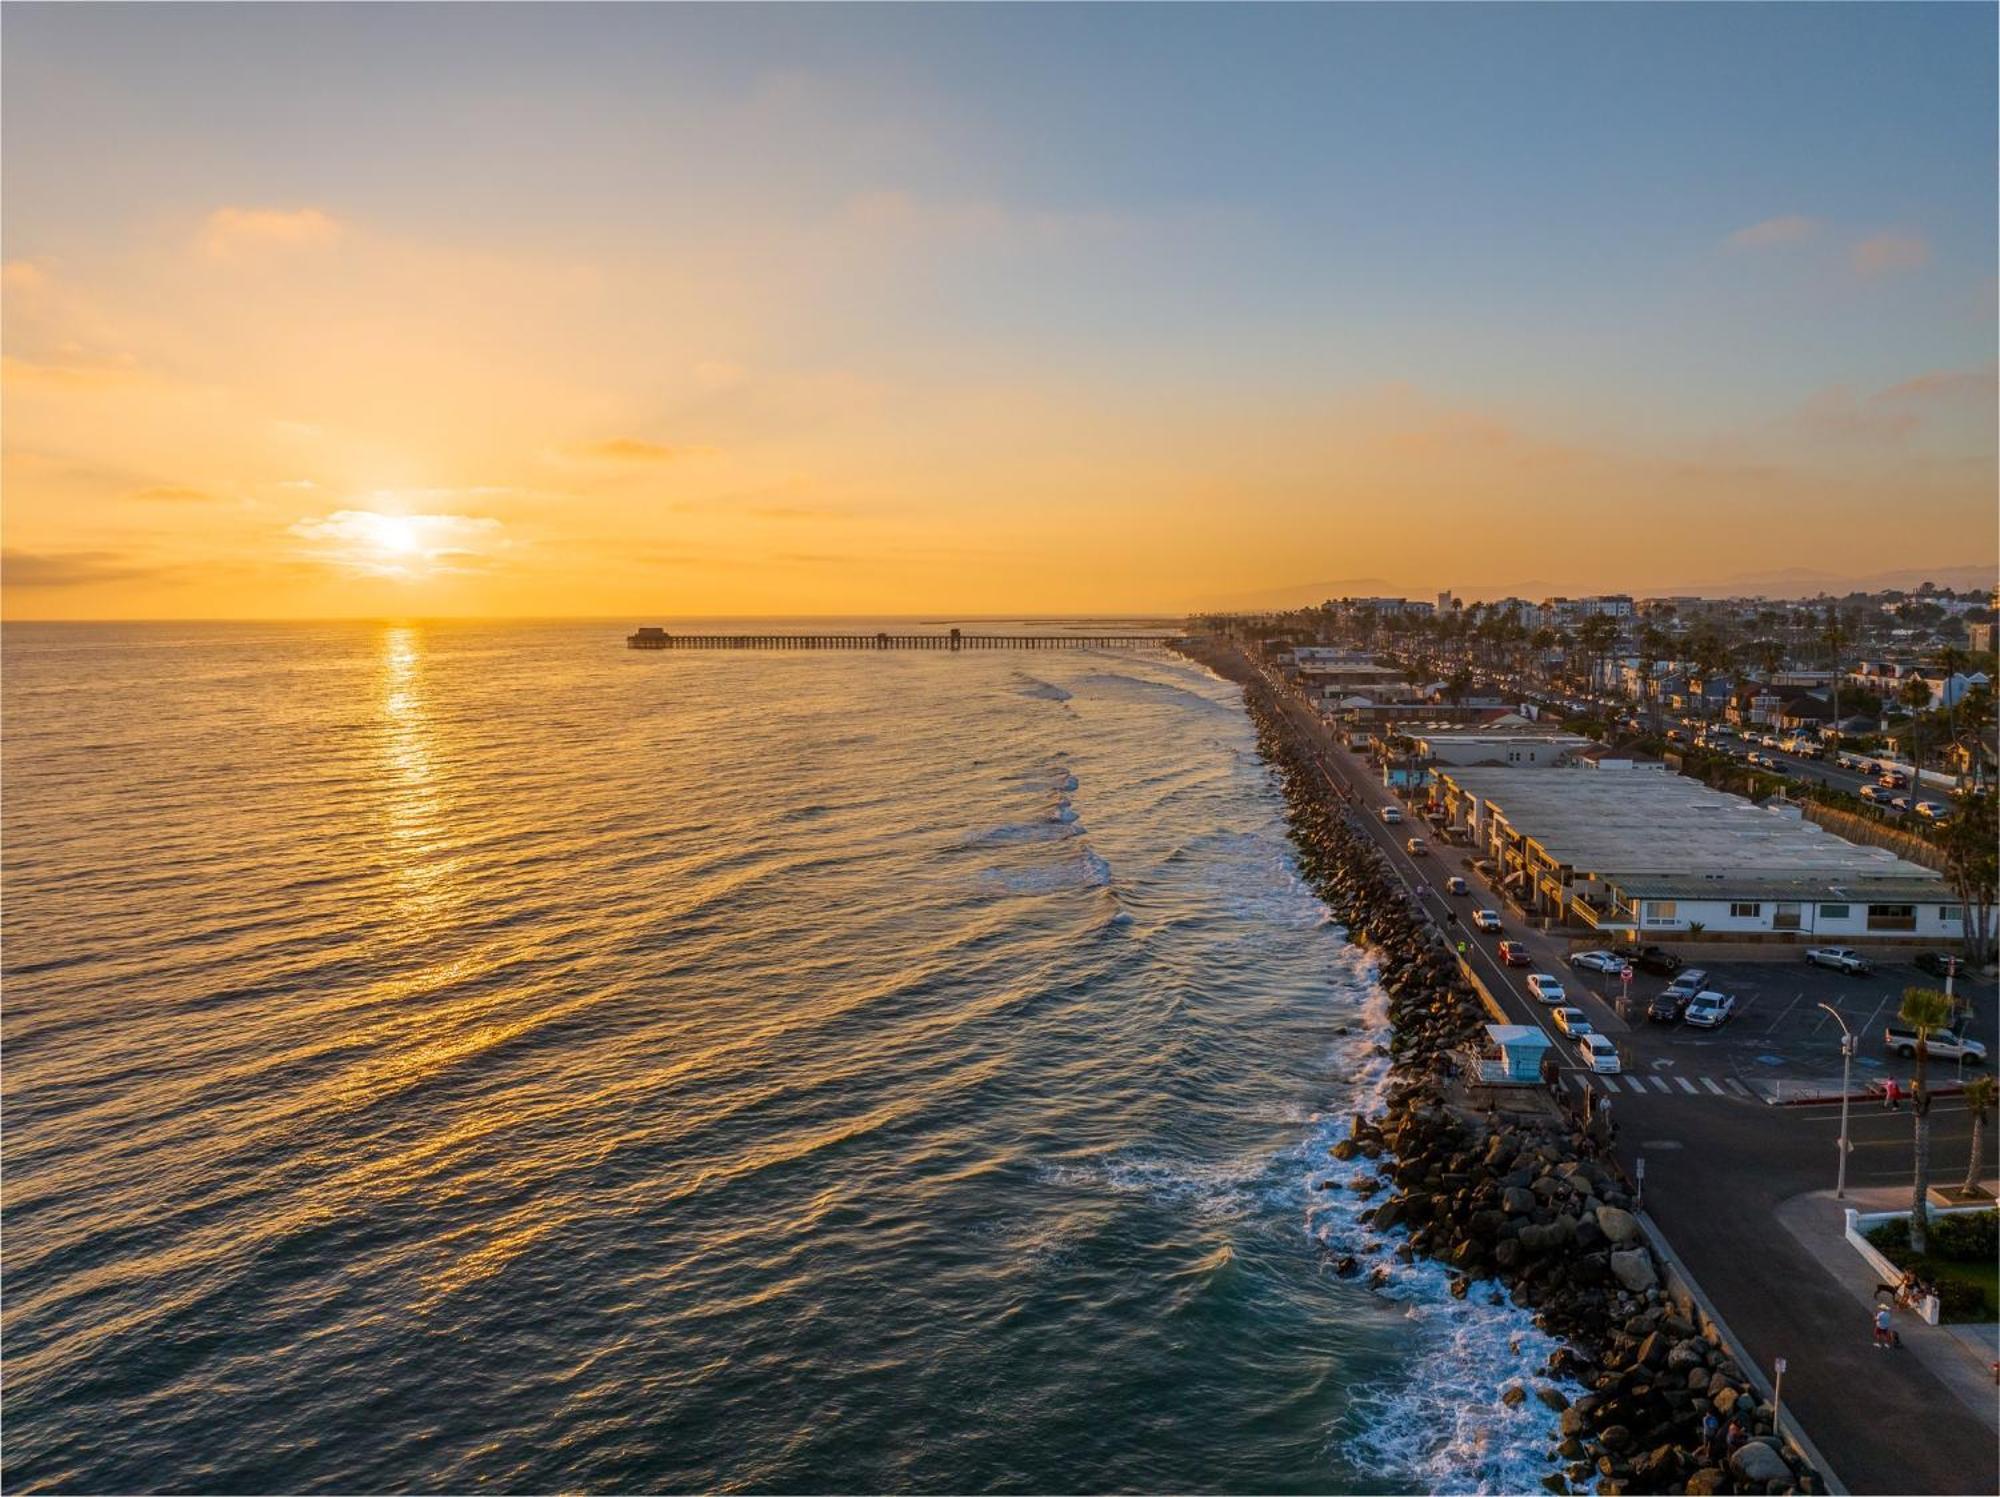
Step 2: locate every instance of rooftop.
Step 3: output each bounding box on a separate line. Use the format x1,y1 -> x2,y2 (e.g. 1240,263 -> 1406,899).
1435,767 -> 1945,888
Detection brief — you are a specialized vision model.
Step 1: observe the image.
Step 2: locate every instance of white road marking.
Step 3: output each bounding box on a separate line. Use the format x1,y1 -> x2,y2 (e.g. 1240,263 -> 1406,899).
1650,1076 -> 1671,1093
1701,1077 -> 1726,1095
1675,1076 -> 1698,1094
1725,1078 -> 1752,1097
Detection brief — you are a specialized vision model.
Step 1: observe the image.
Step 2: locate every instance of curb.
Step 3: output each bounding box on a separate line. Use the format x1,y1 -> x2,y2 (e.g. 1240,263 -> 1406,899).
1637,1210 -> 1849,1496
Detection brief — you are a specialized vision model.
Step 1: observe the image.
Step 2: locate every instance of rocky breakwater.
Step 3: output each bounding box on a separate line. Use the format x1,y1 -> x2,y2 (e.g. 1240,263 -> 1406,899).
1181,640 -> 1820,1497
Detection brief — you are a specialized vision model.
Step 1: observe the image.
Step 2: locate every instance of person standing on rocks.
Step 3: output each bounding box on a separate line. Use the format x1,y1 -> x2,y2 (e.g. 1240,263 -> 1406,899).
1699,1410 -> 1721,1463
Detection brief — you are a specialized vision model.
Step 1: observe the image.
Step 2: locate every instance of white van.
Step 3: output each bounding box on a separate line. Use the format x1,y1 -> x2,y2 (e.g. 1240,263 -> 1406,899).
1576,1033 -> 1621,1073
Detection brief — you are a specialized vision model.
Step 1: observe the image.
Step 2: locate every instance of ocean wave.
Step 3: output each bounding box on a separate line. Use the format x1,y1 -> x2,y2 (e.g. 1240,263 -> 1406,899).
1010,672 -> 1074,703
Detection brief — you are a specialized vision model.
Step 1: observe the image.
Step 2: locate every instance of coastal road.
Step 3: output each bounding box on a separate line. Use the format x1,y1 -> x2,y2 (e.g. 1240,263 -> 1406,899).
1224,642 -> 1996,1495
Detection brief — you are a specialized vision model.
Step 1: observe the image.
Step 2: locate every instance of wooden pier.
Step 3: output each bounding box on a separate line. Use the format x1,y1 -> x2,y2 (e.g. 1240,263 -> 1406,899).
627,626 -> 1177,651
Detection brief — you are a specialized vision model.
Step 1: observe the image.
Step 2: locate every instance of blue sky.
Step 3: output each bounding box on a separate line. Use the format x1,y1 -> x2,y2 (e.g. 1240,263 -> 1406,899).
3,3 -> 1994,614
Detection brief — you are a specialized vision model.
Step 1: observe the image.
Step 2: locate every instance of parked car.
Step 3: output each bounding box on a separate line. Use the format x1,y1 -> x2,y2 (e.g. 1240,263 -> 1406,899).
1380,806 -> 1403,824
1569,949 -> 1626,974
1914,951 -> 1962,979
1497,940 -> 1533,967
1406,836 -> 1428,856
1472,910 -> 1503,933
1882,1025 -> 1987,1063
1664,968 -> 1711,998
1526,973 -> 1567,1003
1575,1033 -> 1622,1073
1551,1005 -> 1593,1038
1445,875 -> 1469,896
1633,945 -> 1683,975
1683,992 -> 1737,1028
1806,947 -> 1873,975
1646,990 -> 1691,1024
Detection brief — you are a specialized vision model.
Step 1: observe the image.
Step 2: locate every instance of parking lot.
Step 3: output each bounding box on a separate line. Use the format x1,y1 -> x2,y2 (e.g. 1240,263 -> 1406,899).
1566,956 -> 1999,1099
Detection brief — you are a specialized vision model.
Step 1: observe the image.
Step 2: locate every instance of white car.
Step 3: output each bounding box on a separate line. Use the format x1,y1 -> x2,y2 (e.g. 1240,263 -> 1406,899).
1569,950 -> 1626,974
1471,909 -> 1503,933
1406,837 -> 1428,856
1380,806 -> 1403,824
1805,948 -> 1872,975
1527,974 -> 1567,1004
1552,1005 -> 1594,1038
1575,1033 -> 1621,1073
1683,992 -> 1736,1028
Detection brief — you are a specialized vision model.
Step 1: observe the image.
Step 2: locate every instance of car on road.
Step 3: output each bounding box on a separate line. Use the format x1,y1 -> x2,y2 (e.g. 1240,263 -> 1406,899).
1526,973 -> 1567,1003
1914,951 -> 1963,979
1575,1033 -> 1621,1073
1646,989 -> 1691,1024
1405,836 -> 1428,855
1683,992 -> 1737,1028
1805,947 -> 1873,975
1379,806 -> 1403,824
1497,940 -> 1532,966
1551,1005 -> 1593,1037
1472,910 -> 1503,933
1445,876 -> 1469,896
1881,1025 -> 1987,1063
1878,770 -> 1909,789
1569,949 -> 1626,974
1889,795 -> 1912,813
1914,801 -> 1946,820
1633,945 -> 1684,975
1859,784 -> 1892,804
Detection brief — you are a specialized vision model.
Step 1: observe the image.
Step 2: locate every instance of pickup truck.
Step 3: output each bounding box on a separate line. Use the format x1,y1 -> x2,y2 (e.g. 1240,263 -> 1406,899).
1882,1026 -> 1988,1064
1632,945 -> 1684,975
1805,947 -> 1873,975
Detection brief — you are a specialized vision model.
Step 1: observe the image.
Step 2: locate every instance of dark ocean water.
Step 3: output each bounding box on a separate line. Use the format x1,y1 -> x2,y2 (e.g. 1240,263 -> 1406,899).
2,620 -> 1564,1494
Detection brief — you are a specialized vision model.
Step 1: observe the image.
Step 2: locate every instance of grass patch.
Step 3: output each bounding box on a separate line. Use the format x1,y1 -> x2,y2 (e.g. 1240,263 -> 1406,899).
1865,1210 -> 2000,1323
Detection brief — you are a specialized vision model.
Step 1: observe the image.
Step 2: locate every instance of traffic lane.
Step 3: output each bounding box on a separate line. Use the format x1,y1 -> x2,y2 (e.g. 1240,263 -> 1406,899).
1251,671 -> 1567,1042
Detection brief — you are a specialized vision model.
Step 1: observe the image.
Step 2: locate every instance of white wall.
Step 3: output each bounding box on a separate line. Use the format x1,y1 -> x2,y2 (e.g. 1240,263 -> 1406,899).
1634,896 -> 1963,940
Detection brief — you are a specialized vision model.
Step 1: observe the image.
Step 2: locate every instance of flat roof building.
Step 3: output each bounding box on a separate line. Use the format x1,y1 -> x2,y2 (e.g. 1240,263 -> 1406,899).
1432,767 -> 1957,945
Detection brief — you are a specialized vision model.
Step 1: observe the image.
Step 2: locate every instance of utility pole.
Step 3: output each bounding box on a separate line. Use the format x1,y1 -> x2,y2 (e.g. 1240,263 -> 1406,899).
1818,1003 -> 1856,1198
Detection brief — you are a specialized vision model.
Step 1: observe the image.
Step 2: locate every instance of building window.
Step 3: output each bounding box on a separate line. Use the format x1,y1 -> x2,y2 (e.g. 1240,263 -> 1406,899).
1940,906 -> 1963,925
1644,900 -> 1677,925
1820,904 -> 1849,920
1729,902 -> 1762,919
1774,903 -> 1802,931
1867,904 -> 1916,932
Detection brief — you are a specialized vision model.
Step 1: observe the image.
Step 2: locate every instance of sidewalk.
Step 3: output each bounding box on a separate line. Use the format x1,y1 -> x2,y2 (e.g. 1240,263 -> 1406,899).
1773,1185 -> 1999,1440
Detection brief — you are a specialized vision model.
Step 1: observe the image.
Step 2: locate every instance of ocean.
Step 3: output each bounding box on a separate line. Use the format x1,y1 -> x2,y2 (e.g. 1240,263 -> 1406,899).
1,620 -> 1565,1494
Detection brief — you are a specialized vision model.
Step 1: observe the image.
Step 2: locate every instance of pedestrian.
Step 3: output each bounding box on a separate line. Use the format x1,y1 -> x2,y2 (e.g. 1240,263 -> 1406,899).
1725,1416 -> 1748,1452
1698,1411 -> 1721,1463
1873,1304 -> 1893,1349
1884,1076 -> 1901,1112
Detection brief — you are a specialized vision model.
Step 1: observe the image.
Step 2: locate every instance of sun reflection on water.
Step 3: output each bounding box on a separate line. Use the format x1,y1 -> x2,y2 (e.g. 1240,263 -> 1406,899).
375,624 -> 462,925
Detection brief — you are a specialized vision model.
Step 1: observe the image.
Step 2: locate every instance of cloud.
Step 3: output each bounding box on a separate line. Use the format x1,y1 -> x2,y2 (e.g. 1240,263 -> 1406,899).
1727,215 -> 1820,250
1783,367 -> 1996,444
202,207 -> 341,259
564,438 -> 711,463
288,509 -> 503,578
2,549 -> 160,588
1,353 -> 144,390
127,484 -> 221,503
1851,232 -> 1929,277
2,260 -> 50,291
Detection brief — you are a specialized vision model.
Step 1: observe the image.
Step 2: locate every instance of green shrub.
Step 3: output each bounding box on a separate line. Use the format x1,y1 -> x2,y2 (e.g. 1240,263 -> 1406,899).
1930,1209 -> 1998,1261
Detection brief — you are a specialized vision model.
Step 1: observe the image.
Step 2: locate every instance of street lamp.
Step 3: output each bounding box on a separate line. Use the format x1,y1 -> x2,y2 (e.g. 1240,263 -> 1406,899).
1817,1003 -> 1856,1199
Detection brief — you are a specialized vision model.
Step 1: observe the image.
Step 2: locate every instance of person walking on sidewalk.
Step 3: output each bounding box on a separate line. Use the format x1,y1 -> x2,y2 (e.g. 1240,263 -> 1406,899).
1874,1304 -> 1894,1348
1884,1076 -> 1901,1111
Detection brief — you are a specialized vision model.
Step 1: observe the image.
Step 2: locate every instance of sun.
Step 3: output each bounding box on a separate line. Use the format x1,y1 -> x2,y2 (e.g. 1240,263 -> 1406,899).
365,513 -> 425,558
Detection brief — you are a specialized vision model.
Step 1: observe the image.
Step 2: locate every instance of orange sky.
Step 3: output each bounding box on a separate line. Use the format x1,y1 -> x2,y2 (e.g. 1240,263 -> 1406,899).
3,8 -> 1995,619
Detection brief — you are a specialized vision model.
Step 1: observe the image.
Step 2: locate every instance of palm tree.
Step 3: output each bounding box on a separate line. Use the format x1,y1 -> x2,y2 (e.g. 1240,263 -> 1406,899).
1963,1074 -> 1996,1197
1899,985 -> 1957,1253
1899,676 -> 1933,778
1822,604 -> 1849,730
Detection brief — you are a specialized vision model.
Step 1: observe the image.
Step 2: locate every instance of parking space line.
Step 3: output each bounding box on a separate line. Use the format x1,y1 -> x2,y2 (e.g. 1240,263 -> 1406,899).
1674,1076 -> 1698,1094
1725,1078 -> 1751,1097
1701,1077 -> 1725,1095
1649,1076 -> 1671,1093
1767,994 -> 1803,1032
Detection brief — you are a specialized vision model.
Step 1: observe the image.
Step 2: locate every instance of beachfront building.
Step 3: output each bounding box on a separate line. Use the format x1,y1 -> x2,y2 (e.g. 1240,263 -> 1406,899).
1431,767 -> 1958,945
1408,731 -> 1592,768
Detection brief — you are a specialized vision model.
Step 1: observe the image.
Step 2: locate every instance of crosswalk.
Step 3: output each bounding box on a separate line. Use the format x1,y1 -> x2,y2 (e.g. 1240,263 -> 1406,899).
1589,1073 -> 1753,1099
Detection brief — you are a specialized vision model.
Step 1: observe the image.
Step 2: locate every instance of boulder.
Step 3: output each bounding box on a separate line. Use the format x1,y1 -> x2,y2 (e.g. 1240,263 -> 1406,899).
1599,1423 -> 1633,1452
1595,1205 -> 1642,1245
1535,1386 -> 1570,1412
1330,1138 -> 1359,1161
1610,1249 -> 1659,1294
1559,1407 -> 1591,1438
1730,1440 -> 1791,1486
1501,1384 -> 1527,1407
1684,1466 -> 1727,1495
1503,1186 -> 1538,1215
